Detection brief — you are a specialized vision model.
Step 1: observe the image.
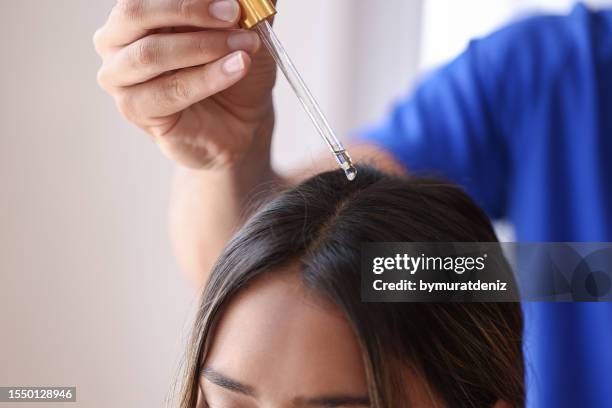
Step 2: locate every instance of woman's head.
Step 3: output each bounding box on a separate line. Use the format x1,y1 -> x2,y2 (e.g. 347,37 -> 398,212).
179,166 -> 524,408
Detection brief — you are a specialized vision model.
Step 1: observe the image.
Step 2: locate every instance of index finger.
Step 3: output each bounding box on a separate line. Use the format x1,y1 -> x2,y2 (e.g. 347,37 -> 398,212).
95,0 -> 240,51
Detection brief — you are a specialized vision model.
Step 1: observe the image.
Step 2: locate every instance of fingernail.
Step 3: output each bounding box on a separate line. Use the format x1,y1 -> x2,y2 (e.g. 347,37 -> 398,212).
227,32 -> 260,52
209,0 -> 240,23
223,52 -> 245,74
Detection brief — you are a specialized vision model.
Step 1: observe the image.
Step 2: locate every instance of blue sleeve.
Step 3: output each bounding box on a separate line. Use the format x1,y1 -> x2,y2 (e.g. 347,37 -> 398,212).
356,5 -> 597,220
357,42 -> 510,219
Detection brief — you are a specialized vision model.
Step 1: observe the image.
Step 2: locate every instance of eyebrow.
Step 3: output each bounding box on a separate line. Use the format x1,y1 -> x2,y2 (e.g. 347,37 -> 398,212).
201,367 -> 256,397
201,367 -> 370,407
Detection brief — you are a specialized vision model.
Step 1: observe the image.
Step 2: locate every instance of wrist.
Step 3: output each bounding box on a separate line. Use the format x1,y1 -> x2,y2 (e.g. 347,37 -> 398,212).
231,109 -> 280,197
174,110 -> 282,211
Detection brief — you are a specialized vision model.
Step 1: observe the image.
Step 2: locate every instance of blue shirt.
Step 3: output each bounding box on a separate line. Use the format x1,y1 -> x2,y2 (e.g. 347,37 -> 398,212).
358,4 -> 612,407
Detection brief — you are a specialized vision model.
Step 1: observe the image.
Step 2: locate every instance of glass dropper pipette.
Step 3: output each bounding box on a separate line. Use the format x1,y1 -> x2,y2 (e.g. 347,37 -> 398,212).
238,0 -> 357,181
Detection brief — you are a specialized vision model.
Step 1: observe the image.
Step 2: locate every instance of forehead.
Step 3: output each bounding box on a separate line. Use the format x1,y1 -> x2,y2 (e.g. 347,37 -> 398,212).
203,267 -> 367,399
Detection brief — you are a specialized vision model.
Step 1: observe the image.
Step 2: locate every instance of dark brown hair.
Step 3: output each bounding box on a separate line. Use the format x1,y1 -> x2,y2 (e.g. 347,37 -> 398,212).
177,166 -> 524,408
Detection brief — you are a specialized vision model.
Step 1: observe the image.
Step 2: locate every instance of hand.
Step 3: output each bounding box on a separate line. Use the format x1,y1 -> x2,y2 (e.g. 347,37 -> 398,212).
94,0 -> 277,169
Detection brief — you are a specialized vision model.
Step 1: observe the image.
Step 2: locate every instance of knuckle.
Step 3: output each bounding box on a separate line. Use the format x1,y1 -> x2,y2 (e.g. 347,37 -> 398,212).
195,33 -> 213,55
132,38 -> 159,67
92,28 -> 104,54
163,73 -> 191,104
96,67 -> 109,89
176,0 -> 198,20
115,91 -> 137,121
115,0 -> 144,21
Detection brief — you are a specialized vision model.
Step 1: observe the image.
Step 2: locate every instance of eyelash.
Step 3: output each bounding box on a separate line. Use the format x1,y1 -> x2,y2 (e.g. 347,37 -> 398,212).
203,400 -> 244,408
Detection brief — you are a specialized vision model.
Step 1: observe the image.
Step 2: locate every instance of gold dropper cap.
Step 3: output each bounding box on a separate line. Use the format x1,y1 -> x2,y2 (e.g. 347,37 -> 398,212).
238,0 -> 277,29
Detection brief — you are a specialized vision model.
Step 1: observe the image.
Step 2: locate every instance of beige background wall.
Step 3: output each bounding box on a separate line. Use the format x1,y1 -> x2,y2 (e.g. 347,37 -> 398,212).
0,2 -> 193,406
